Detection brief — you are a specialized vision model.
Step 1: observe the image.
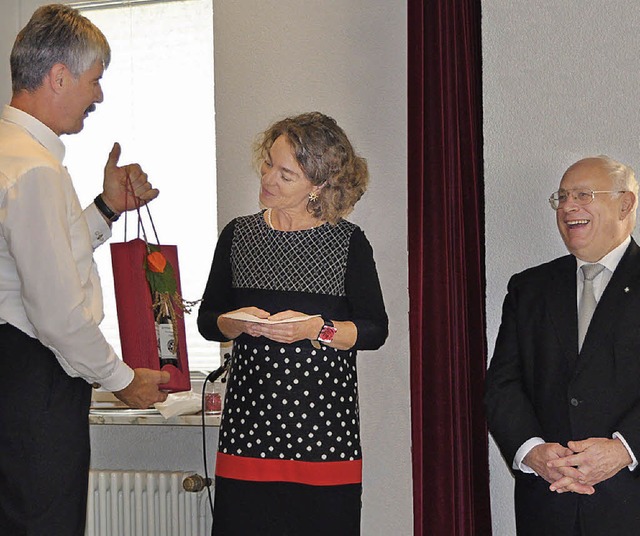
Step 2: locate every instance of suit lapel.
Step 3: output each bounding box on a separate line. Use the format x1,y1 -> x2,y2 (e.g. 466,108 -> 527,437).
576,240 -> 640,372
546,255 -> 579,367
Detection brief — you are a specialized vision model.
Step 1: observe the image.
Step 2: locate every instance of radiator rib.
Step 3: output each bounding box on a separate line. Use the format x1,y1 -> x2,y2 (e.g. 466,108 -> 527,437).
85,470 -> 211,536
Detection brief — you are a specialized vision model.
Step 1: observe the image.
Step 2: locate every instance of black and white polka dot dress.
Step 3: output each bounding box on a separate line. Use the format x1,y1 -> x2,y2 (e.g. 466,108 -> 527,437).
198,211 -> 388,536
220,340 -> 361,464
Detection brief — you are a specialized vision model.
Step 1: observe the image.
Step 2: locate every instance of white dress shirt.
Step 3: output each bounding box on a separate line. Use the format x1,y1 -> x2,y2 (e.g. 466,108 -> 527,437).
514,236 -> 637,472
0,105 -> 133,391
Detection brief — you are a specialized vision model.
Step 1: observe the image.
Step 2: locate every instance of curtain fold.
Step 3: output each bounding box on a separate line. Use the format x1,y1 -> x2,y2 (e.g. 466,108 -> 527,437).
408,1 -> 492,534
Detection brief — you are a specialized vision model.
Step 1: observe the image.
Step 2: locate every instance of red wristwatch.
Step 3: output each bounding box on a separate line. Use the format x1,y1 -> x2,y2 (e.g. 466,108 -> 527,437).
316,317 -> 337,345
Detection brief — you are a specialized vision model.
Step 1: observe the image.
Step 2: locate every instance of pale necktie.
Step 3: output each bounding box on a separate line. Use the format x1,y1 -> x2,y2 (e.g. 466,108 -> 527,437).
578,263 -> 605,351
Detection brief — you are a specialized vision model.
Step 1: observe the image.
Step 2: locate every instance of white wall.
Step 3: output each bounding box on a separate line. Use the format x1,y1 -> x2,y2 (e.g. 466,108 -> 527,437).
0,1 -> 411,534
0,0 -> 45,109
483,1 -> 640,534
212,2 -> 411,535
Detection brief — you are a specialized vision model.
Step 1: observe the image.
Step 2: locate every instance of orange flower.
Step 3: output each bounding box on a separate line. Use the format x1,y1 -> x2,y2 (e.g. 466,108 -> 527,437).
147,251 -> 167,273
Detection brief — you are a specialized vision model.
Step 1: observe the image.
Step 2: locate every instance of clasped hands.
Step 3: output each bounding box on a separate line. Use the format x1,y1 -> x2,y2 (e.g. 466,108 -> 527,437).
524,438 -> 632,495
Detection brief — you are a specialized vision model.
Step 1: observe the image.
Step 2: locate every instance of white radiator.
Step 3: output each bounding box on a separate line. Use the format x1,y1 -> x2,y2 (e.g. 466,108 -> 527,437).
85,470 -> 211,536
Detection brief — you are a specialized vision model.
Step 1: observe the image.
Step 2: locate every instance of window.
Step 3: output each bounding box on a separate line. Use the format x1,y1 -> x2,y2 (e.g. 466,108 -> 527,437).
65,0 -> 219,370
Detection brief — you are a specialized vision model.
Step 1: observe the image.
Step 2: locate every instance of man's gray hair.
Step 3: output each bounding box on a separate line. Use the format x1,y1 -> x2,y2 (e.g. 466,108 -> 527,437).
595,155 -> 640,199
593,155 -> 639,229
10,4 -> 110,93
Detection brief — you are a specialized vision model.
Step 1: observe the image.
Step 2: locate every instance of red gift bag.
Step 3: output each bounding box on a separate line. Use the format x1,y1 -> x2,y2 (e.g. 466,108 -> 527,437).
109,199 -> 191,393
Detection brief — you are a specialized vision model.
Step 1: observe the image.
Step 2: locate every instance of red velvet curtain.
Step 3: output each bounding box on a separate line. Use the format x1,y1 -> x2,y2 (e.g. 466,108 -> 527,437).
408,1 -> 492,534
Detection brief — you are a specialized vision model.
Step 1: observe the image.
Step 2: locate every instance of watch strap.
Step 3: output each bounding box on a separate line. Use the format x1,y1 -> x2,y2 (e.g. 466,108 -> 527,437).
315,316 -> 337,346
94,194 -> 120,222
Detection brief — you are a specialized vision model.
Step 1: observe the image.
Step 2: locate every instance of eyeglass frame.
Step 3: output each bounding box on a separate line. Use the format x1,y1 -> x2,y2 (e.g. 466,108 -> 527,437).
548,188 -> 628,210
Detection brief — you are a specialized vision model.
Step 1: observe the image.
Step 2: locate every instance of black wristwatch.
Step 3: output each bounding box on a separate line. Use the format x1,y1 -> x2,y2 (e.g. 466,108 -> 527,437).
94,194 -> 120,222
316,317 -> 337,346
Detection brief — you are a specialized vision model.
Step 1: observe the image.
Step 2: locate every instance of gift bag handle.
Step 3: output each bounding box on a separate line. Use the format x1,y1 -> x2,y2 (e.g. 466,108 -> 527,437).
123,172 -> 161,248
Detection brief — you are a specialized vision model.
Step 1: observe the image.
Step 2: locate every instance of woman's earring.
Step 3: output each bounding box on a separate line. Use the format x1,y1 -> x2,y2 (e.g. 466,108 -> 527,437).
308,190 -> 319,202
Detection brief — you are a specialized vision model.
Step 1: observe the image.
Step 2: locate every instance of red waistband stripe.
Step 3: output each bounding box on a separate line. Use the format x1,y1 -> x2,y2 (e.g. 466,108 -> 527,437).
215,452 -> 362,486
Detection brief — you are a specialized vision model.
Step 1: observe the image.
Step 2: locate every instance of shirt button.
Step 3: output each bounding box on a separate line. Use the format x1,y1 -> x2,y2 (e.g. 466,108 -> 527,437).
95,231 -> 104,241
570,398 -> 579,407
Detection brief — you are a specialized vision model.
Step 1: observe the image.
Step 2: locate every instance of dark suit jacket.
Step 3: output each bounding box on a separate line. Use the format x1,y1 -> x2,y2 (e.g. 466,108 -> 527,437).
485,239 -> 640,536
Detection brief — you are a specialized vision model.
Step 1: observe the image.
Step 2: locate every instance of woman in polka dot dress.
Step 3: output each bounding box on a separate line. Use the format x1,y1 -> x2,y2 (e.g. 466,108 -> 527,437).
198,112 -> 388,536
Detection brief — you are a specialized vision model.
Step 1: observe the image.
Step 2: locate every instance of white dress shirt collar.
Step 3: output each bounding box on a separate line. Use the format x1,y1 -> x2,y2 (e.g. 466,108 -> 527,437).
575,235 -> 631,275
2,105 -> 65,163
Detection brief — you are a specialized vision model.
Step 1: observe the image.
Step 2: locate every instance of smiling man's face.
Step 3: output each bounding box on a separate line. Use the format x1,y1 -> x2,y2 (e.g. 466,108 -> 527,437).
556,158 -> 633,262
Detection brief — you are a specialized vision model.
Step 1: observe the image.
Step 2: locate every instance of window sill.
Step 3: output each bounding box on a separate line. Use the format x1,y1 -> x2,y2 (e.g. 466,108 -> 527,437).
90,383 -> 221,427
89,410 -> 220,427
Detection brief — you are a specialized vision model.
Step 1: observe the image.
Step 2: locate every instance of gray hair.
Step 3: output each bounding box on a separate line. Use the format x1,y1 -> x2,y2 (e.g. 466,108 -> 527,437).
594,155 -> 639,228
11,4 -> 110,93
595,155 -> 640,198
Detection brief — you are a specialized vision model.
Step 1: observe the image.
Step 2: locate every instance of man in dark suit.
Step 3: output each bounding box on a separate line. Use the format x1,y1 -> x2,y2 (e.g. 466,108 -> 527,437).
485,155 -> 640,535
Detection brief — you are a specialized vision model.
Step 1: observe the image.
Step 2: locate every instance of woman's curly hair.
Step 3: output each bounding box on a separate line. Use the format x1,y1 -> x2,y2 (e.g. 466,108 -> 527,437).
254,112 -> 369,224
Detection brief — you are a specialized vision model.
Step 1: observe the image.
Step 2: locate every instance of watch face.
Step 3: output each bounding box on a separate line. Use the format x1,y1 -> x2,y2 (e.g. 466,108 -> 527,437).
318,325 -> 337,344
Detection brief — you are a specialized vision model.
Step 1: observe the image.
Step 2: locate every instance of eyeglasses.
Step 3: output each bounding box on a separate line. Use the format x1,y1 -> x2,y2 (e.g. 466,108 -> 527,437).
548,188 -> 628,210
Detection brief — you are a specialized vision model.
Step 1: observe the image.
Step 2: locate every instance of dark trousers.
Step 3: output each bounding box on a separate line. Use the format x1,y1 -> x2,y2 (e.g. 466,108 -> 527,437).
0,324 -> 92,536
573,507 -> 582,536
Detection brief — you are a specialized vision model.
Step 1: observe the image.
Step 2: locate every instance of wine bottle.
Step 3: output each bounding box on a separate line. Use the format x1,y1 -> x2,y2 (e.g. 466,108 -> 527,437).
155,312 -> 178,367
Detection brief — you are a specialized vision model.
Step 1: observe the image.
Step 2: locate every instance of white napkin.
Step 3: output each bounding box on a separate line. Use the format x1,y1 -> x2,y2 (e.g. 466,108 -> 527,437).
155,391 -> 202,419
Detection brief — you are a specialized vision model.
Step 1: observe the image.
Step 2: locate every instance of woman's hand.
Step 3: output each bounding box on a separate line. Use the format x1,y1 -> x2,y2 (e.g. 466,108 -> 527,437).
219,308 -> 359,350
217,306 -> 271,339
259,311 -> 359,349
255,310 -> 323,344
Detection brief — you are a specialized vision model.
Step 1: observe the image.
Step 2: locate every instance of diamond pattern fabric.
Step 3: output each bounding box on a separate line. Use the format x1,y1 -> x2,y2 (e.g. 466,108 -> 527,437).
231,213 -> 355,295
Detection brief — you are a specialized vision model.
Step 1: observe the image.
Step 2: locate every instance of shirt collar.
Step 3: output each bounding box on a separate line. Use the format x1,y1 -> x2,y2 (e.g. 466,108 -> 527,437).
1,105 -> 65,163
575,235 -> 631,274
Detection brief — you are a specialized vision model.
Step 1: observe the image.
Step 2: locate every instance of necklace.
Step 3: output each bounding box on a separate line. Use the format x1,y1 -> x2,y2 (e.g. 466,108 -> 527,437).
266,208 -> 324,231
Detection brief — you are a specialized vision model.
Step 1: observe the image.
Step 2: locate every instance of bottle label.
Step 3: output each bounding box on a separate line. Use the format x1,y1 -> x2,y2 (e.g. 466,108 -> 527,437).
156,322 -> 178,363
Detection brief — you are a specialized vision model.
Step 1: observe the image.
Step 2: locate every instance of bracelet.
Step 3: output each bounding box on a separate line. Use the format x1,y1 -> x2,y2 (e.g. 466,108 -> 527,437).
94,194 -> 120,222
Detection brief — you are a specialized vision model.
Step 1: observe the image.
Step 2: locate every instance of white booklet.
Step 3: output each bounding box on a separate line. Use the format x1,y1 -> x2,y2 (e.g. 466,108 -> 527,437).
221,311 -> 320,324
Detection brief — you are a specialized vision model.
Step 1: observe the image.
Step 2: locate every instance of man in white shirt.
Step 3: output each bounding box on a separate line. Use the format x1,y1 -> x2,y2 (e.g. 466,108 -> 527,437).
0,5 -> 170,535
485,156 -> 640,535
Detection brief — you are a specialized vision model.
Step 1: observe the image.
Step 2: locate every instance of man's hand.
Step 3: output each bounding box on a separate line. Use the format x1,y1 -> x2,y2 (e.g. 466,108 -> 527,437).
113,368 -> 171,409
524,443 -> 595,495
547,437 -> 632,488
101,142 -> 159,215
